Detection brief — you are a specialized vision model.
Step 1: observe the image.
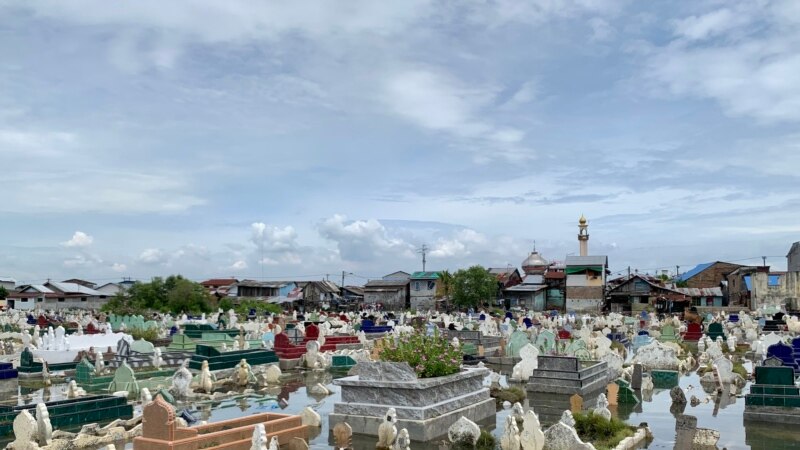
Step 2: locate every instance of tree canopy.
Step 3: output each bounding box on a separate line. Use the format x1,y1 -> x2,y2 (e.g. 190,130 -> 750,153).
0,286 -> 8,299
101,275 -> 213,315
451,265 -> 498,308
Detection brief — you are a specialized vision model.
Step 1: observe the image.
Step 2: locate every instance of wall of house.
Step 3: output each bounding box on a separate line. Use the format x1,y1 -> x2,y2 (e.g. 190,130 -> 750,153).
0,281 -> 14,291
686,263 -> 742,288
409,279 -> 437,310
566,273 -> 604,287
364,290 -> 406,309
789,243 -> 800,272
566,286 -> 604,312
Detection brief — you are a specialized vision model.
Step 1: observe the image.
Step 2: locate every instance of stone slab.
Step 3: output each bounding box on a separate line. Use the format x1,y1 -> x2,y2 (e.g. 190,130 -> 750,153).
333,389 -> 490,420
328,397 -> 495,442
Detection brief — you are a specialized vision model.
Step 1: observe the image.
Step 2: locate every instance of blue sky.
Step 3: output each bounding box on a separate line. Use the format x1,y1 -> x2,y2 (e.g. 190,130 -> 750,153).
1,0 -> 799,284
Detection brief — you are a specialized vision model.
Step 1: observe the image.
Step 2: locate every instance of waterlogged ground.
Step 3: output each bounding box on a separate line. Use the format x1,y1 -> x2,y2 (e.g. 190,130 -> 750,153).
7,362 -> 800,450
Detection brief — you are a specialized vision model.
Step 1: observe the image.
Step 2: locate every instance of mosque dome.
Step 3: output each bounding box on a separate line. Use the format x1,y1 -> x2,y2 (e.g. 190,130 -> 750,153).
522,251 -> 549,274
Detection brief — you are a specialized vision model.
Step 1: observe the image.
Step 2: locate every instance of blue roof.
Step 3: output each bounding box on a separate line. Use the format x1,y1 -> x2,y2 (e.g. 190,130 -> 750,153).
678,262 -> 713,281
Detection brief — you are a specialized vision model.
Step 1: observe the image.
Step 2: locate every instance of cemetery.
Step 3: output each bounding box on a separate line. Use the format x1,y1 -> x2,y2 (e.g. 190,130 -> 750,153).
0,304 -> 798,449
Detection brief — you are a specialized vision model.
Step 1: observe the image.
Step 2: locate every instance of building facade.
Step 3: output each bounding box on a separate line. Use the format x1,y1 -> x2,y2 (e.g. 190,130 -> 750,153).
409,272 -> 440,310
565,255 -> 607,312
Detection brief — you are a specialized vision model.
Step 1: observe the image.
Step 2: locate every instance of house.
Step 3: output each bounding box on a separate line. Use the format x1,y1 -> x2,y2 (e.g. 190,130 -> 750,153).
298,280 -> 341,310
0,277 -> 15,292
488,267 -> 523,289
565,255 -> 608,313
409,272 -> 440,310
678,261 -> 745,289
364,272 -> 410,310
341,285 -> 364,302
606,274 -> 689,313
231,280 -> 285,298
200,278 -> 239,297
504,274 -> 547,311
61,278 -> 98,289
728,266 -> 788,310
7,284 -> 53,310
8,282 -> 106,310
672,287 -> 724,308
789,242 -> 800,273
95,280 -> 135,296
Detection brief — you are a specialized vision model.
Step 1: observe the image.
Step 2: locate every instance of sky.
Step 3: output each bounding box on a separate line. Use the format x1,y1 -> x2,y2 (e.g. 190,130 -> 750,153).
1,0 -> 799,285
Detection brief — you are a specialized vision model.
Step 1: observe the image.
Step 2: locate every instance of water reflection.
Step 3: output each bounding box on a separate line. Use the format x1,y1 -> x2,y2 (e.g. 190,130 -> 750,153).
4,362 -> 800,449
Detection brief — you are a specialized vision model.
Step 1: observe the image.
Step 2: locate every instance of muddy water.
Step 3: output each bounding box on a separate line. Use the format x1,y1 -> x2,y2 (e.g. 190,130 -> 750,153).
7,362 -> 800,449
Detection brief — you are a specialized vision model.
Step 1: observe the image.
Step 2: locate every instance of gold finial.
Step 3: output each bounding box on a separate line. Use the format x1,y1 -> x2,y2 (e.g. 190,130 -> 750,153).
579,214 -> 587,225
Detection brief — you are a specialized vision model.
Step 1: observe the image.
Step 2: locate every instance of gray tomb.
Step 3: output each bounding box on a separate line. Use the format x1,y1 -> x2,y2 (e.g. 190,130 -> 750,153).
527,355 -> 608,396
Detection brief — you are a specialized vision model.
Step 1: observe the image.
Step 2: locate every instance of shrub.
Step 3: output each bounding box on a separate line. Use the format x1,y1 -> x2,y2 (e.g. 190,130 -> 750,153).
573,411 -> 635,450
450,430 -> 496,450
379,330 -> 462,378
128,326 -> 160,342
490,386 -> 526,407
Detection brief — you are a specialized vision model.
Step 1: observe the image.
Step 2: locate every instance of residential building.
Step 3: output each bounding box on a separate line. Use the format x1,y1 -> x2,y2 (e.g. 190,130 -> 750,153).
606,274 -> 689,313
678,261 -> 744,289
95,280 -> 135,296
489,267 -> 523,289
789,242 -> 800,273
298,280 -> 341,310
409,271 -> 440,310
565,255 -> 608,313
200,278 -> 239,297
364,272 -> 410,310
728,266 -> 789,310
61,278 -> 98,289
0,277 -> 15,292
504,274 -> 547,311
672,287 -> 724,308
9,282 -> 106,310
231,280 -> 284,298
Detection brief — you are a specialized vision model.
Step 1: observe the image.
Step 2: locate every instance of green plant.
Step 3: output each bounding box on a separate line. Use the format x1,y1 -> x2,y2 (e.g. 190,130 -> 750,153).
128,326 -> 160,342
490,386 -> 526,406
379,330 -> 462,378
450,430 -> 496,449
452,266 -> 498,308
573,411 -> 635,450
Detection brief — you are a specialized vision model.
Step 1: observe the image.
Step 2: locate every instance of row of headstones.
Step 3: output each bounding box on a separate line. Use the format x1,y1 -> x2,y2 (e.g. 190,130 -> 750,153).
107,314 -> 159,331
764,338 -> 800,372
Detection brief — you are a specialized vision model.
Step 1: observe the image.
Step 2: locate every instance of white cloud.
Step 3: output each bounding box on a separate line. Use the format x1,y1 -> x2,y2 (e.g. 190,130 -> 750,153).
318,214 -> 415,261
229,260 -> 248,270
250,223 -> 299,251
642,1 -> 800,122
111,262 -> 127,272
63,253 -> 103,268
62,231 -> 94,248
588,17 -> 615,42
673,9 -> 745,41
383,69 -> 529,159
138,248 -> 168,265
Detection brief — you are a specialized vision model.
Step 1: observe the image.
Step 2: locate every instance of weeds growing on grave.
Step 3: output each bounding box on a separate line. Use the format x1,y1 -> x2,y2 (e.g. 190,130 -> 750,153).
379,330 -> 462,378
573,411 -> 635,450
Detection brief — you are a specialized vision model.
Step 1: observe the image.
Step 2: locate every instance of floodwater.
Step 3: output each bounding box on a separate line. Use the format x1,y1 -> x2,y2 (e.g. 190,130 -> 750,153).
7,362 -> 800,450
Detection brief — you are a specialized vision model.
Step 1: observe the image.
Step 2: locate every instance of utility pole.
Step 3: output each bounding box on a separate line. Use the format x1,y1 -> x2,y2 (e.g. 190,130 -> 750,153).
627,266 -> 631,279
762,256 -> 767,267
417,244 -> 429,272
676,265 -> 680,280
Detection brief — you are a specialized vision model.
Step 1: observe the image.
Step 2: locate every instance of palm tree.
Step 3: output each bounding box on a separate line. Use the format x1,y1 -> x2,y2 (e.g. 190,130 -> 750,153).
437,270 -> 454,311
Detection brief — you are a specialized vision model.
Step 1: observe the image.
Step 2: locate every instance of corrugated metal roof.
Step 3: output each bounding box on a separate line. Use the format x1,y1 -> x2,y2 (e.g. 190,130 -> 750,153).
410,271 -> 440,279
677,262 -> 713,281
47,282 -> 102,296
673,287 -> 723,297
565,255 -> 608,266
0,277 -> 15,283
365,279 -> 409,288
505,284 -> 547,292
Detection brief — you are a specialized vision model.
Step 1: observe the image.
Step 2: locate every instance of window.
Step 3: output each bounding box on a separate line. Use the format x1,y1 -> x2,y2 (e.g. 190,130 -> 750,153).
81,297 -> 87,302
58,297 -> 65,302
37,298 -> 43,302
21,298 -> 28,303
427,281 -> 436,290
414,281 -> 420,291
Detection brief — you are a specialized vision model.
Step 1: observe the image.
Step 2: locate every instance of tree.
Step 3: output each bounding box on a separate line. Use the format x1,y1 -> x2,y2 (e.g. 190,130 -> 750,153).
436,270 -> 454,299
451,266 -> 498,308
101,275 -> 214,315
0,286 -> 8,300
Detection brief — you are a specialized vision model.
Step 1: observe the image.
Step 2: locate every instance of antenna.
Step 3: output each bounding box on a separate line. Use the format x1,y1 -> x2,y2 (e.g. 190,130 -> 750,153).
533,240 -> 536,252
417,244 -> 429,272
